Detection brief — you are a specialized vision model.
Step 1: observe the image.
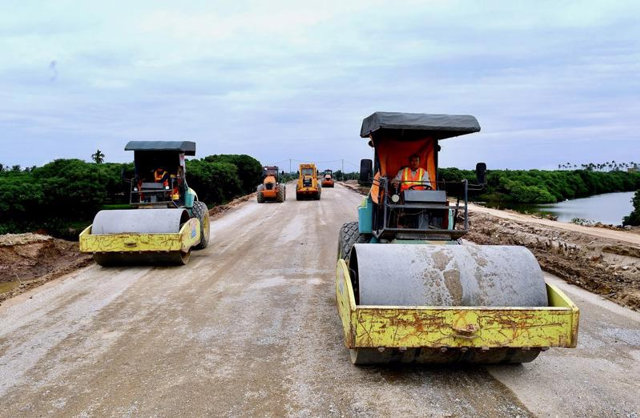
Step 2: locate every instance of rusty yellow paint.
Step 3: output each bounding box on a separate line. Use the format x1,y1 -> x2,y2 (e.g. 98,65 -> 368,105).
79,218 -> 201,254
336,259 -> 579,349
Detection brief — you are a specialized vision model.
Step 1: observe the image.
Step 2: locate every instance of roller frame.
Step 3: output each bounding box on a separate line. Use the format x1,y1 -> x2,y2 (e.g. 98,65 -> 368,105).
79,217 -> 201,255
336,258 -> 579,361
296,188 -> 320,196
261,189 -> 278,199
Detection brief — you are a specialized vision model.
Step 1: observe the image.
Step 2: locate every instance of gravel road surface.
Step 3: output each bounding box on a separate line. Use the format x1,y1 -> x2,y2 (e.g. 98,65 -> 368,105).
1,184 -> 638,417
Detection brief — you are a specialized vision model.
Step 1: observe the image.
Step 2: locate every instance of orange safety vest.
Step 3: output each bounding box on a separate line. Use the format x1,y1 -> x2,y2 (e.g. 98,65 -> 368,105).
371,172 -> 381,204
154,169 -> 169,187
401,167 -> 426,191
154,169 -> 166,181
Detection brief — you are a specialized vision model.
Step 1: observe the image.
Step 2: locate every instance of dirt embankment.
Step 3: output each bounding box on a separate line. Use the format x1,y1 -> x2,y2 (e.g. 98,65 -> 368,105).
0,192 -> 257,304
466,211 -> 640,310
208,192 -> 257,219
0,234 -> 93,304
341,180 -> 369,195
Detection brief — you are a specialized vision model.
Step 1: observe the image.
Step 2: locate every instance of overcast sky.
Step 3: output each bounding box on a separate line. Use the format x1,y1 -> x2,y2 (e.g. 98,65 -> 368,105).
1,0 -> 638,171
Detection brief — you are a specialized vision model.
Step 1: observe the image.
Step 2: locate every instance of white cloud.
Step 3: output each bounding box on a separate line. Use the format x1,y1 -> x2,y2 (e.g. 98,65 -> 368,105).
0,0 -> 639,170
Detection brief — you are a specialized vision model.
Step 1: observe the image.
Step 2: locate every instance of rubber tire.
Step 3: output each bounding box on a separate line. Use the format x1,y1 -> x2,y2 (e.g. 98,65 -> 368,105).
338,221 -> 370,262
257,185 -> 265,203
296,192 -> 301,201
192,200 -> 210,250
276,185 -> 285,202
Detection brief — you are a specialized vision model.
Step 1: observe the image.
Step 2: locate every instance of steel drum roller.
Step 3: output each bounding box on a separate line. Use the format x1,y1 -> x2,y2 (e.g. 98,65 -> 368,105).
90,209 -> 192,266
92,209 -> 190,234
350,244 -> 548,307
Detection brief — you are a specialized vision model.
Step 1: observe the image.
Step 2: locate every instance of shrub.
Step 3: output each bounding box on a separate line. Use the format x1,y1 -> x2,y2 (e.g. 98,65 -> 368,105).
203,154 -> 262,195
623,190 -> 640,226
186,159 -> 242,205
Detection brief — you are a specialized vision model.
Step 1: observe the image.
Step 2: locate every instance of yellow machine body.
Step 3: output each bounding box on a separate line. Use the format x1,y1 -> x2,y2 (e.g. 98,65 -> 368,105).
296,163 -> 321,199
336,112 -> 580,364
336,259 -> 579,351
79,217 -> 200,254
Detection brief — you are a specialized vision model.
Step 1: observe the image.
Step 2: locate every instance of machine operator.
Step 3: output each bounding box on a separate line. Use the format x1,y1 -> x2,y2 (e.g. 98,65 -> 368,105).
391,154 -> 431,191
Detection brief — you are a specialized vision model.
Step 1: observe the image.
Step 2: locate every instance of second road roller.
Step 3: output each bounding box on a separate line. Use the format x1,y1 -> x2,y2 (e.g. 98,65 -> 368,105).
257,165 -> 286,203
296,163 -> 321,200
79,141 -> 210,266
336,112 -> 580,364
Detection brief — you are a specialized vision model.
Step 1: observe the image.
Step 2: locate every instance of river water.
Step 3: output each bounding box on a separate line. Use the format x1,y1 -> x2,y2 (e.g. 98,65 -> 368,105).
488,191 -> 636,225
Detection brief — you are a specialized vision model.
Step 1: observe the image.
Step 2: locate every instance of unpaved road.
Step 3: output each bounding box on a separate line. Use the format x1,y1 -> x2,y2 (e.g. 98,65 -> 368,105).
1,184 -> 639,417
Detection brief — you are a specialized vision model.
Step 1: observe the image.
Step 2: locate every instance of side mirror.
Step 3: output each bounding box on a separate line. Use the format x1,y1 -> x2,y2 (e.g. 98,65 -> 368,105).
475,162 -> 487,185
359,159 -> 373,185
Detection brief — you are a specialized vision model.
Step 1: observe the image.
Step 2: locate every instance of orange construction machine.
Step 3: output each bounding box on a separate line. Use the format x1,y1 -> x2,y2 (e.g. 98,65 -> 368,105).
257,166 -> 286,203
321,169 -> 335,188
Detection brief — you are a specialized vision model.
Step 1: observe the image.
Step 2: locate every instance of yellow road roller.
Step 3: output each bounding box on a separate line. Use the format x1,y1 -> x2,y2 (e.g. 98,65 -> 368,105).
336,112 -> 579,364
79,141 -> 209,266
296,163 -> 321,200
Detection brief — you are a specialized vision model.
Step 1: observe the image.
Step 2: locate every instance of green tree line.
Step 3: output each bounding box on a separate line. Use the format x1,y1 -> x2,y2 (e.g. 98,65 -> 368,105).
3,160 -> 638,238
0,155 -> 262,238
439,168 -> 640,204
558,160 -> 638,172
623,190 -> 640,226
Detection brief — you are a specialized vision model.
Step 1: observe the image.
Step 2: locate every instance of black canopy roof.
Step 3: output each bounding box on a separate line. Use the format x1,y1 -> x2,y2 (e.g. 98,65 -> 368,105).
360,112 -> 481,140
125,141 -> 196,156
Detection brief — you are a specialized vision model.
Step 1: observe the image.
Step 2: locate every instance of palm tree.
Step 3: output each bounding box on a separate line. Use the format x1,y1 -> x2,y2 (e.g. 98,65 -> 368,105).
91,149 -> 105,164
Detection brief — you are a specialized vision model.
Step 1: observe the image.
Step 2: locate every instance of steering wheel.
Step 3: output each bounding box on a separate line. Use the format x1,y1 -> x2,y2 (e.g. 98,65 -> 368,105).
408,185 -> 433,190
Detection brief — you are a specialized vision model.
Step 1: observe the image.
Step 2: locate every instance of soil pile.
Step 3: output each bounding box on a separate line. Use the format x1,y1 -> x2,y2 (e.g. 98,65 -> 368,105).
341,180 -> 370,195
0,233 -> 92,304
